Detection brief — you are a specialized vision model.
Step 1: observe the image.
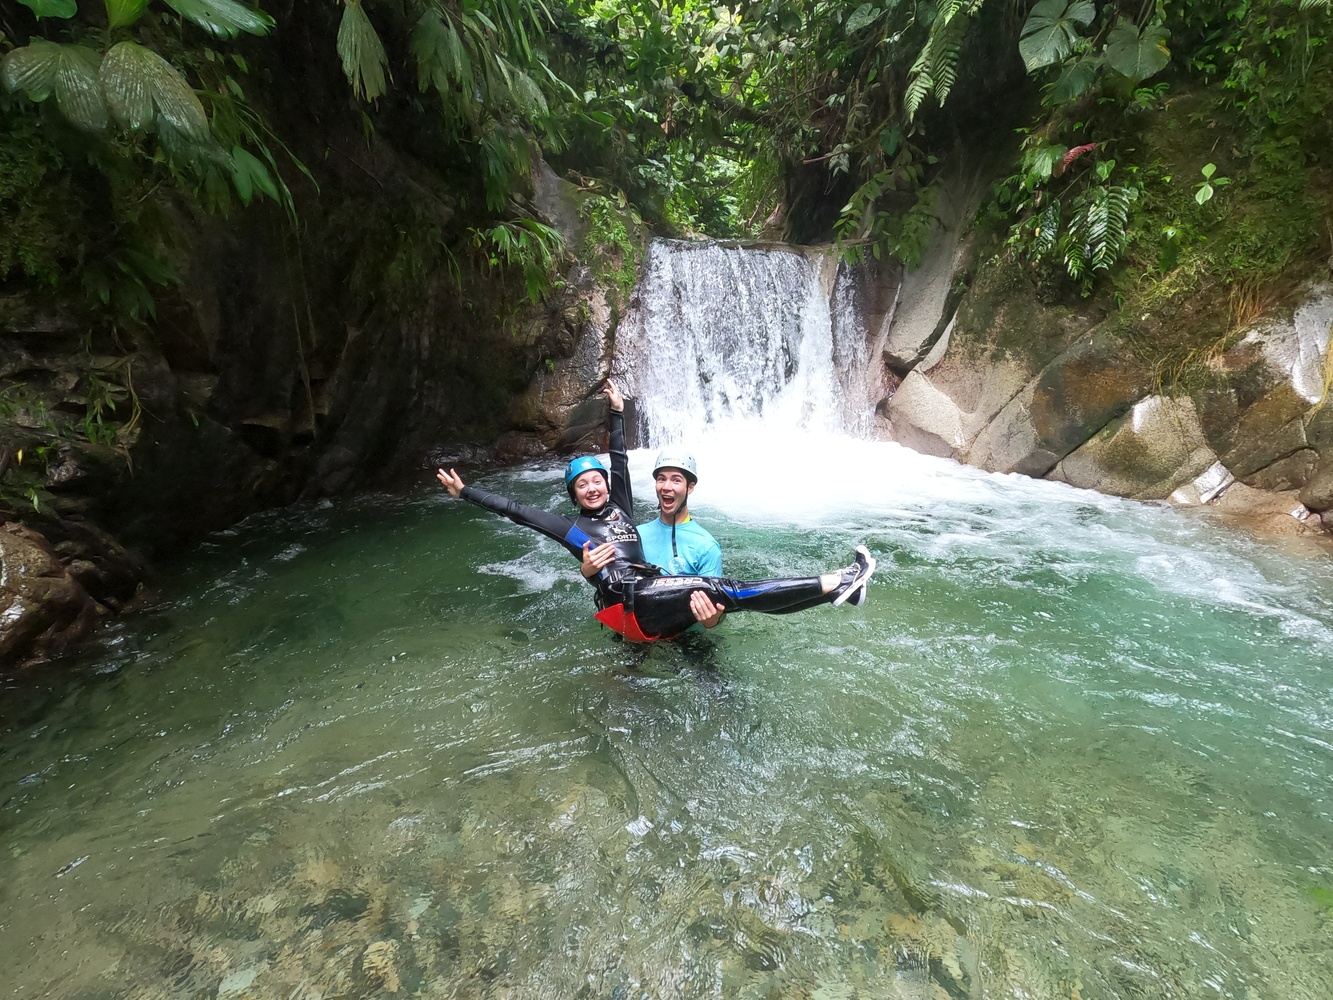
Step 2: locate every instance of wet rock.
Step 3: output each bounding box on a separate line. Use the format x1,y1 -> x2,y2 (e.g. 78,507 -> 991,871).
1299,455 -> 1333,512
508,288 -> 616,451
1244,448 -> 1321,492
1208,484 -> 1313,536
1050,396 -> 1217,500
0,523 -> 100,665
877,168 -> 986,372
965,331 -> 1154,477
530,161 -> 590,247
1194,286 -> 1333,478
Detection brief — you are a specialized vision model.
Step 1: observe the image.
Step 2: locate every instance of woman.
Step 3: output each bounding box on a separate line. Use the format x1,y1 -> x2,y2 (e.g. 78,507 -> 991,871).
436,384 -> 874,642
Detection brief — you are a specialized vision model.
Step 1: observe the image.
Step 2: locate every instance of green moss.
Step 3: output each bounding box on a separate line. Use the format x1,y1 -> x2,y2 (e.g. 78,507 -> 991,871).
578,193 -> 644,306
0,105 -> 84,290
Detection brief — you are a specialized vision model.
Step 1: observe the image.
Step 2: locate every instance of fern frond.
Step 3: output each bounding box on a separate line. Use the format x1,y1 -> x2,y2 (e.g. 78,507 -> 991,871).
1034,200 -> 1061,254
904,67 -> 932,120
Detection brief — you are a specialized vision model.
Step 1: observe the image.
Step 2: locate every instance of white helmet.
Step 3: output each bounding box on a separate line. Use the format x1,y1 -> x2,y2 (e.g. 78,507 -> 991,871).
652,449 -> 698,483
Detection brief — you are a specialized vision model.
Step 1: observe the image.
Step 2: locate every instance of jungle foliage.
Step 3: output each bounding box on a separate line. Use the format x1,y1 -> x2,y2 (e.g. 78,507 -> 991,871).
2,0 -> 1330,320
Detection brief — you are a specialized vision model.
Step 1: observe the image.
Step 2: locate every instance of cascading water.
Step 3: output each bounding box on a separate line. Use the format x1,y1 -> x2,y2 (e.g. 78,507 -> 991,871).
1,240 -> 1331,999
617,239 -> 874,443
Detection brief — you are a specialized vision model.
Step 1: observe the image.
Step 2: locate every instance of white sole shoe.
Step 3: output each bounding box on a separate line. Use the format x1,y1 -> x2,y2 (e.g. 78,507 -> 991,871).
832,545 -> 876,607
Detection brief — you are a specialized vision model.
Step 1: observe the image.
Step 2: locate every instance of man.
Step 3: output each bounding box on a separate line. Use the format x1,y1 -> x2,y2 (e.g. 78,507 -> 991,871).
582,446 -> 727,629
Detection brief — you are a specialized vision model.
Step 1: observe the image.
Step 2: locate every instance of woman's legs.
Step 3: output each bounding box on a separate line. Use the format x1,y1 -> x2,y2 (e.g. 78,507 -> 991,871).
627,549 -> 875,639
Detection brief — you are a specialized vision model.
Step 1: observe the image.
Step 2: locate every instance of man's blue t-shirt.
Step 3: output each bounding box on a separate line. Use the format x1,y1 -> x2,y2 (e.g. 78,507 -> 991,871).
638,516 -> 722,576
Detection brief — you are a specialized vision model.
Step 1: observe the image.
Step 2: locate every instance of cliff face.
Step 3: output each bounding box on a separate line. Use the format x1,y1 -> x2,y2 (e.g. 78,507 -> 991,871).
872,159 -> 1333,538
0,152 -> 633,667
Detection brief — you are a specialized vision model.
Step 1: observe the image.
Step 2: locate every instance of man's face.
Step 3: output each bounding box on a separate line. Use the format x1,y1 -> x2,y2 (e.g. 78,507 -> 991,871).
572,470 -> 608,510
654,469 -> 695,520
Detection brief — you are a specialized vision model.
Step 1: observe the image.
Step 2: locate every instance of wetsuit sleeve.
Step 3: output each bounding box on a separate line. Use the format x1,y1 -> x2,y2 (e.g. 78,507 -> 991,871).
459,485 -> 585,559
608,408 -> 634,515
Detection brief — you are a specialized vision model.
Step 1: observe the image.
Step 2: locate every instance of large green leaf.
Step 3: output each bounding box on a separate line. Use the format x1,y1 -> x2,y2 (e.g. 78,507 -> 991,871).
100,41 -> 210,142
2,40 -> 109,131
1047,53 -> 1101,104
1105,19 -> 1170,81
105,0 -> 149,29
412,8 -> 470,95
1019,0 -> 1096,72
16,0 -> 78,19
163,0 -> 274,39
338,0 -> 389,101
845,4 -> 881,34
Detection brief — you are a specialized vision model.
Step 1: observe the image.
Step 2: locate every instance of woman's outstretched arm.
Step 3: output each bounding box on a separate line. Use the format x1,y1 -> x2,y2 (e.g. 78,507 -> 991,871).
436,468 -> 593,559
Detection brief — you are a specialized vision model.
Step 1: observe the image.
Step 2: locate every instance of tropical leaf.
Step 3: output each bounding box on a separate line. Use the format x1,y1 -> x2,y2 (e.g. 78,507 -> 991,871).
1019,0 -> 1096,71
412,7 -> 471,96
16,0 -> 77,19
337,0 -> 389,101
100,41 -> 211,142
1105,19 -> 1170,81
2,40 -> 109,132
228,145 -> 279,204
105,0 -> 150,29
163,0 -> 275,38
1046,54 -> 1101,104
1024,143 -> 1065,183
845,4 -> 881,34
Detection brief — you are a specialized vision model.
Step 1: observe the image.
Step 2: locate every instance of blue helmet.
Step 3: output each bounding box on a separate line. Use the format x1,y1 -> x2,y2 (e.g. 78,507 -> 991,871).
563,455 -> 609,498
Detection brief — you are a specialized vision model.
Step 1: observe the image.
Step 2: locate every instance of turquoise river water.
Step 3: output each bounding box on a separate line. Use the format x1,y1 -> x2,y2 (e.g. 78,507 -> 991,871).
2,433 -> 1331,999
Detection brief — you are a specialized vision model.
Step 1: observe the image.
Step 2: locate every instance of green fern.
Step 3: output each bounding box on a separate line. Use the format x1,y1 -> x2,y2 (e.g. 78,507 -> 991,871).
904,0 -> 986,121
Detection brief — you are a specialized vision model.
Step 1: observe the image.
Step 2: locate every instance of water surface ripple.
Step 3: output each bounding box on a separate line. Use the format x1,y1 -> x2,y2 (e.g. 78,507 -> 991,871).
2,439 -> 1331,999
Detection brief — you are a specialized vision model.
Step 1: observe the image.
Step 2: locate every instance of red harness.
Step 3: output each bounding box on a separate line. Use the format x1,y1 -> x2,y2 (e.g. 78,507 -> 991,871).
593,603 -> 660,643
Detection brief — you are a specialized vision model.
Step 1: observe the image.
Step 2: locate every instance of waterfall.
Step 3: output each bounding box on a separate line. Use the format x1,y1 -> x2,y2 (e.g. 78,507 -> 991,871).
616,239 -> 873,445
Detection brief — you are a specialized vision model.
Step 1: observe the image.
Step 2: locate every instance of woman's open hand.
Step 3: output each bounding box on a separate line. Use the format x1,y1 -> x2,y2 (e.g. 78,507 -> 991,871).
436,468 -> 465,498
603,381 -> 624,413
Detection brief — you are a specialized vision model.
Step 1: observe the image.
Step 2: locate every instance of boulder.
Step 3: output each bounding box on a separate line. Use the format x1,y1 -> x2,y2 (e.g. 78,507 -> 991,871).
965,330 -> 1154,476
0,523 -> 100,665
1205,483 -> 1315,537
1299,455 -> 1333,512
508,285 -> 614,449
876,168 -> 984,372
1194,284 -> 1333,479
1049,395 -> 1218,499
883,320 -> 1046,460
881,253 -> 1095,461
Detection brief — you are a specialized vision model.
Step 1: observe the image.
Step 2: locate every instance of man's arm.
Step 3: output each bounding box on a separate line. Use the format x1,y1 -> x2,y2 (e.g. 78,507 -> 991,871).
692,535 -> 725,627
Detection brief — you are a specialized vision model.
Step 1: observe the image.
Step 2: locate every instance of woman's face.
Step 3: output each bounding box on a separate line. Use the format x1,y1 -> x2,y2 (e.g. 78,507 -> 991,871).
571,470 -> 609,510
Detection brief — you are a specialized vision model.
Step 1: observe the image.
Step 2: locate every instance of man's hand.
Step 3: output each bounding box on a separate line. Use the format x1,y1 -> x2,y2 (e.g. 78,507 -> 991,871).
690,590 -> 725,629
581,541 -> 617,578
436,467 -> 465,498
603,381 -> 625,413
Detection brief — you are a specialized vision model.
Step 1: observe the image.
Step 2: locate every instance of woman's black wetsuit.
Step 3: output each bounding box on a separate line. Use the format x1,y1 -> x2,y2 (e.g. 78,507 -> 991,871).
458,410 -> 836,641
